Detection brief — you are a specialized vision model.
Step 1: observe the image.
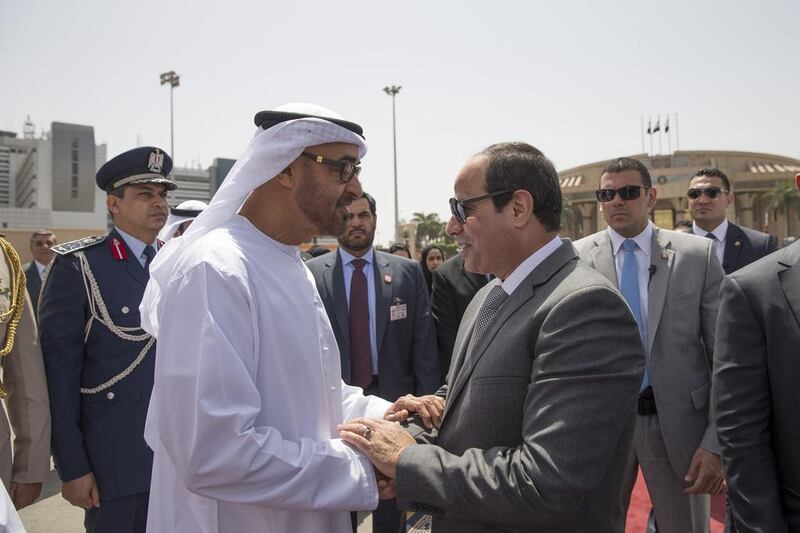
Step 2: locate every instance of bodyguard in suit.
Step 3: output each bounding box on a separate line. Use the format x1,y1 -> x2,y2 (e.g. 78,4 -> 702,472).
38,146 -> 175,533
711,173 -> 800,532
687,168 -> 776,274
23,229 -> 57,317
574,157 -> 725,533
431,254 -> 489,379
340,142 -> 645,532
307,192 -> 439,533
0,237 -> 51,510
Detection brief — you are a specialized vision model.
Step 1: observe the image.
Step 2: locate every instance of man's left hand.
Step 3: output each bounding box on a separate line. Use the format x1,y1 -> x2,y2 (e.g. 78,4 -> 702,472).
10,482 -> 42,510
339,417 -> 415,479
684,447 -> 725,494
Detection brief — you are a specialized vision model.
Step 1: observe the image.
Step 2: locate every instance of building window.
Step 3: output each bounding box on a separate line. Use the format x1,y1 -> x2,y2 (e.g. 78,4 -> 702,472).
653,208 -> 675,229
71,139 -> 79,198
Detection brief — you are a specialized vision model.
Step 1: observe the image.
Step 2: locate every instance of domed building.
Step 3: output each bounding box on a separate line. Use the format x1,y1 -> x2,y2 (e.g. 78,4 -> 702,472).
558,150 -> 800,243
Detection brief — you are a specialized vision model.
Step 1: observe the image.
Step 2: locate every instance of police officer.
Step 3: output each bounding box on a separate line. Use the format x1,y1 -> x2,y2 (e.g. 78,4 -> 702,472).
38,146 -> 175,533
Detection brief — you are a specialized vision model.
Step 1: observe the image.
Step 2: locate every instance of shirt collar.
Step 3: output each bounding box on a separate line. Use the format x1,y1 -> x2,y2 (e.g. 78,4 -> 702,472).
693,219 -> 728,241
501,235 -> 563,296
114,226 -> 157,260
35,261 -> 47,276
607,222 -> 653,257
339,246 -> 374,267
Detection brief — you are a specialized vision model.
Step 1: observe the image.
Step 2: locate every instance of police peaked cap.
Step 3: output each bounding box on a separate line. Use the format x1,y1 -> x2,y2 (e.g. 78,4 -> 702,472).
96,146 -> 177,192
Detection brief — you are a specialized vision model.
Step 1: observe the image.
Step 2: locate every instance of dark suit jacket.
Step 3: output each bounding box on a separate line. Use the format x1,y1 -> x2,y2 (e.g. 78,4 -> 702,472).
431,255 -> 488,380
712,240 -> 800,532
307,249 -> 440,402
38,229 -> 156,500
720,222 -> 777,274
396,242 -> 645,532
23,262 -> 42,317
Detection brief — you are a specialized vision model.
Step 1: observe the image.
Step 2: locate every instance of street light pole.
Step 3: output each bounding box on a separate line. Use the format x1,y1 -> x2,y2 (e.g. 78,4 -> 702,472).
383,85 -> 402,244
159,71 -> 180,159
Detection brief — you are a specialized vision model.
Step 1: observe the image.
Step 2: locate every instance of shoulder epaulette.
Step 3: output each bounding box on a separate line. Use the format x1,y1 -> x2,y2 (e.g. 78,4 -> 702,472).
52,235 -> 105,255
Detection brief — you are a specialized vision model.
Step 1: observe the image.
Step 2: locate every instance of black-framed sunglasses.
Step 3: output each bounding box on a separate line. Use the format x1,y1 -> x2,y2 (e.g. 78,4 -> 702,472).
449,189 -> 514,224
687,187 -> 728,200
301,151 -> 361,183
595,185 -> 650,203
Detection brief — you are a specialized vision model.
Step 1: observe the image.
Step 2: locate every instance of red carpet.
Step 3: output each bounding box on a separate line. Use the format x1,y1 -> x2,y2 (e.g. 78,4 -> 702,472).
626,469 -> 726,532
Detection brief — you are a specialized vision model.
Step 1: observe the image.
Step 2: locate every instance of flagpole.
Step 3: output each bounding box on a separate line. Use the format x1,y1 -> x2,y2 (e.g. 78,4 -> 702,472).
666,114 -> 672,155
640,116 -> 645,154
649,116 -> 653,156
658,115 -> 663,155
675,113 -> 680,151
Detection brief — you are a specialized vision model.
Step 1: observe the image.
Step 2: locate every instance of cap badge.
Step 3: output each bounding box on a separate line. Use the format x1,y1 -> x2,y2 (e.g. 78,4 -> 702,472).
147,149 -> 164,173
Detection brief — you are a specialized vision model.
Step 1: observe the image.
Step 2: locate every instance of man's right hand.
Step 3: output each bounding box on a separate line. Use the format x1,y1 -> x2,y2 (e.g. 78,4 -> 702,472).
62,472 -> 101,509
384,394 -> 445,429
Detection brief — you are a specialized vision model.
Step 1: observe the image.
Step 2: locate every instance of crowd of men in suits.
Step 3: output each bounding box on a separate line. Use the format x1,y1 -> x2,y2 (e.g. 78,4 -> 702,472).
0,116 -> 797,533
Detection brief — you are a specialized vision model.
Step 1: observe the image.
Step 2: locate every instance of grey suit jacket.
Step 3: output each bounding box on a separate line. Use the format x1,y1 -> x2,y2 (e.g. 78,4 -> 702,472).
395,241 -> 645,532
574,227 -> 723,478
712,240 -> 800,532
306,249 -> 440,401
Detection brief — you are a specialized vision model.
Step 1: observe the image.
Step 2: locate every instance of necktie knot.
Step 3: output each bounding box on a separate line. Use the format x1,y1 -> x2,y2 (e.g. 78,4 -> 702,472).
484,284 -> 509,310
705,233 -> 717,241
622,239 -> 637,253
351,258 -> 366,271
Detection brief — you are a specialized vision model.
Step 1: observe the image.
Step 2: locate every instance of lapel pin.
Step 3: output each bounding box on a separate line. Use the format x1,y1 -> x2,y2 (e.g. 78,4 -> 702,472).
109,238 -> 128,261
661,252 -> 668,260
734,240 -> 741,247
384,274 -> 392,284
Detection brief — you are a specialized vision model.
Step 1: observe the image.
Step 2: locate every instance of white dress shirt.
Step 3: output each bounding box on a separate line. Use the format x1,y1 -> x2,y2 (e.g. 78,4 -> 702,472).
693,219 -> 727,268
607,223 -> 653,338
34,261 -> 47,280
338,247 -> 379,374
501,235 -> 564,296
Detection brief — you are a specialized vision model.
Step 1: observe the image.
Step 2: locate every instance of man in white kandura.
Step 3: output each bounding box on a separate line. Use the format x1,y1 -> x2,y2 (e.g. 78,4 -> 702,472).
140,104 -> 395,533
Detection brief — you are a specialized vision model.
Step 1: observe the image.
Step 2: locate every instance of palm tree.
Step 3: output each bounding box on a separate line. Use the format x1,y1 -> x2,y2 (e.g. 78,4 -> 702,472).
411,212 -> 446,248
761,180 -> 800,238
561,195 -> 576,235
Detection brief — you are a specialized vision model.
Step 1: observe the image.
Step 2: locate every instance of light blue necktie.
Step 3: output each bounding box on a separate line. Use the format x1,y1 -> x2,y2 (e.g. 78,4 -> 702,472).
620,239 -> 649,390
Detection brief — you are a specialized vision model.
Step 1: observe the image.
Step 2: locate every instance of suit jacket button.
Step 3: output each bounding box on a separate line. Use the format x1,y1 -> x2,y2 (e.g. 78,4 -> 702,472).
106,391 -> 115,400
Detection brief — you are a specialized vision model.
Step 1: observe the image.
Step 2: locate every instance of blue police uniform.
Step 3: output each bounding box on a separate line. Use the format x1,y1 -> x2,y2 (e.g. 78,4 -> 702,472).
38,146 -> 175,533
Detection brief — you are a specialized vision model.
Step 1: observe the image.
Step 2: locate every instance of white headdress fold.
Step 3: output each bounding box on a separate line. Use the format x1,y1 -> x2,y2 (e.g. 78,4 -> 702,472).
157,200 -> 209,244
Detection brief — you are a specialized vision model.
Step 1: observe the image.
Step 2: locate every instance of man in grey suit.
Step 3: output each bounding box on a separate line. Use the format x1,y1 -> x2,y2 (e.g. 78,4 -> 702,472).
711,173 -> 800,532
687,168 -> 776,274
23,229 -> 56,317
339,142 -> 645,532
574,157 -> 725,533
306,192 -> 440,533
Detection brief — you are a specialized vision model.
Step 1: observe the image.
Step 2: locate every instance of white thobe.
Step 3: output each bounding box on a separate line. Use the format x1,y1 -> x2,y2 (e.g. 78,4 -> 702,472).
144,215 -> 391,533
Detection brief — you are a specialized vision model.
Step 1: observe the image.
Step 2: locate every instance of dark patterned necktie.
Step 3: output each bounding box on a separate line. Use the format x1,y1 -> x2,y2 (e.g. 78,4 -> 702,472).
466,284 -> 508,355
705,233 -> 716,241
349,259 -> 372,389
143,245 -> 156,271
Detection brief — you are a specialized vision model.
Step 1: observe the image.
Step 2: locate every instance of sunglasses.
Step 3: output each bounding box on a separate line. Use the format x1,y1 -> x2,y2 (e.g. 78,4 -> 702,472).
595,185 -> 650,203
301,151 -> 361,183
449,189 -> 514,224
687,187 -> 728,200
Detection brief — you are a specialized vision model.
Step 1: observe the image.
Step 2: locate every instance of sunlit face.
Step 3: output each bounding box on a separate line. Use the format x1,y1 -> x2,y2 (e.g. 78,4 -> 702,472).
687,175 -> 732,230
30,234 -> 56,265
108,183 -> 169,234
338,197 -> 376,254
425,248 -> 444,271
445,155 -> 513,275
599,170 -> 657,238
295,142 -> 363,237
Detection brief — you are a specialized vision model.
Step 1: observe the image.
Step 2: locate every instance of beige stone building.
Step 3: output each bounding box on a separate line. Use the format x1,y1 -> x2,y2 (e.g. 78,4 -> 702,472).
559,150 -> 800,243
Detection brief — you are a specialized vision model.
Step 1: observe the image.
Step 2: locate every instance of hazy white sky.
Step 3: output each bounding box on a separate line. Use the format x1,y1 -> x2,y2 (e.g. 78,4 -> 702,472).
2,0 -> 798,244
